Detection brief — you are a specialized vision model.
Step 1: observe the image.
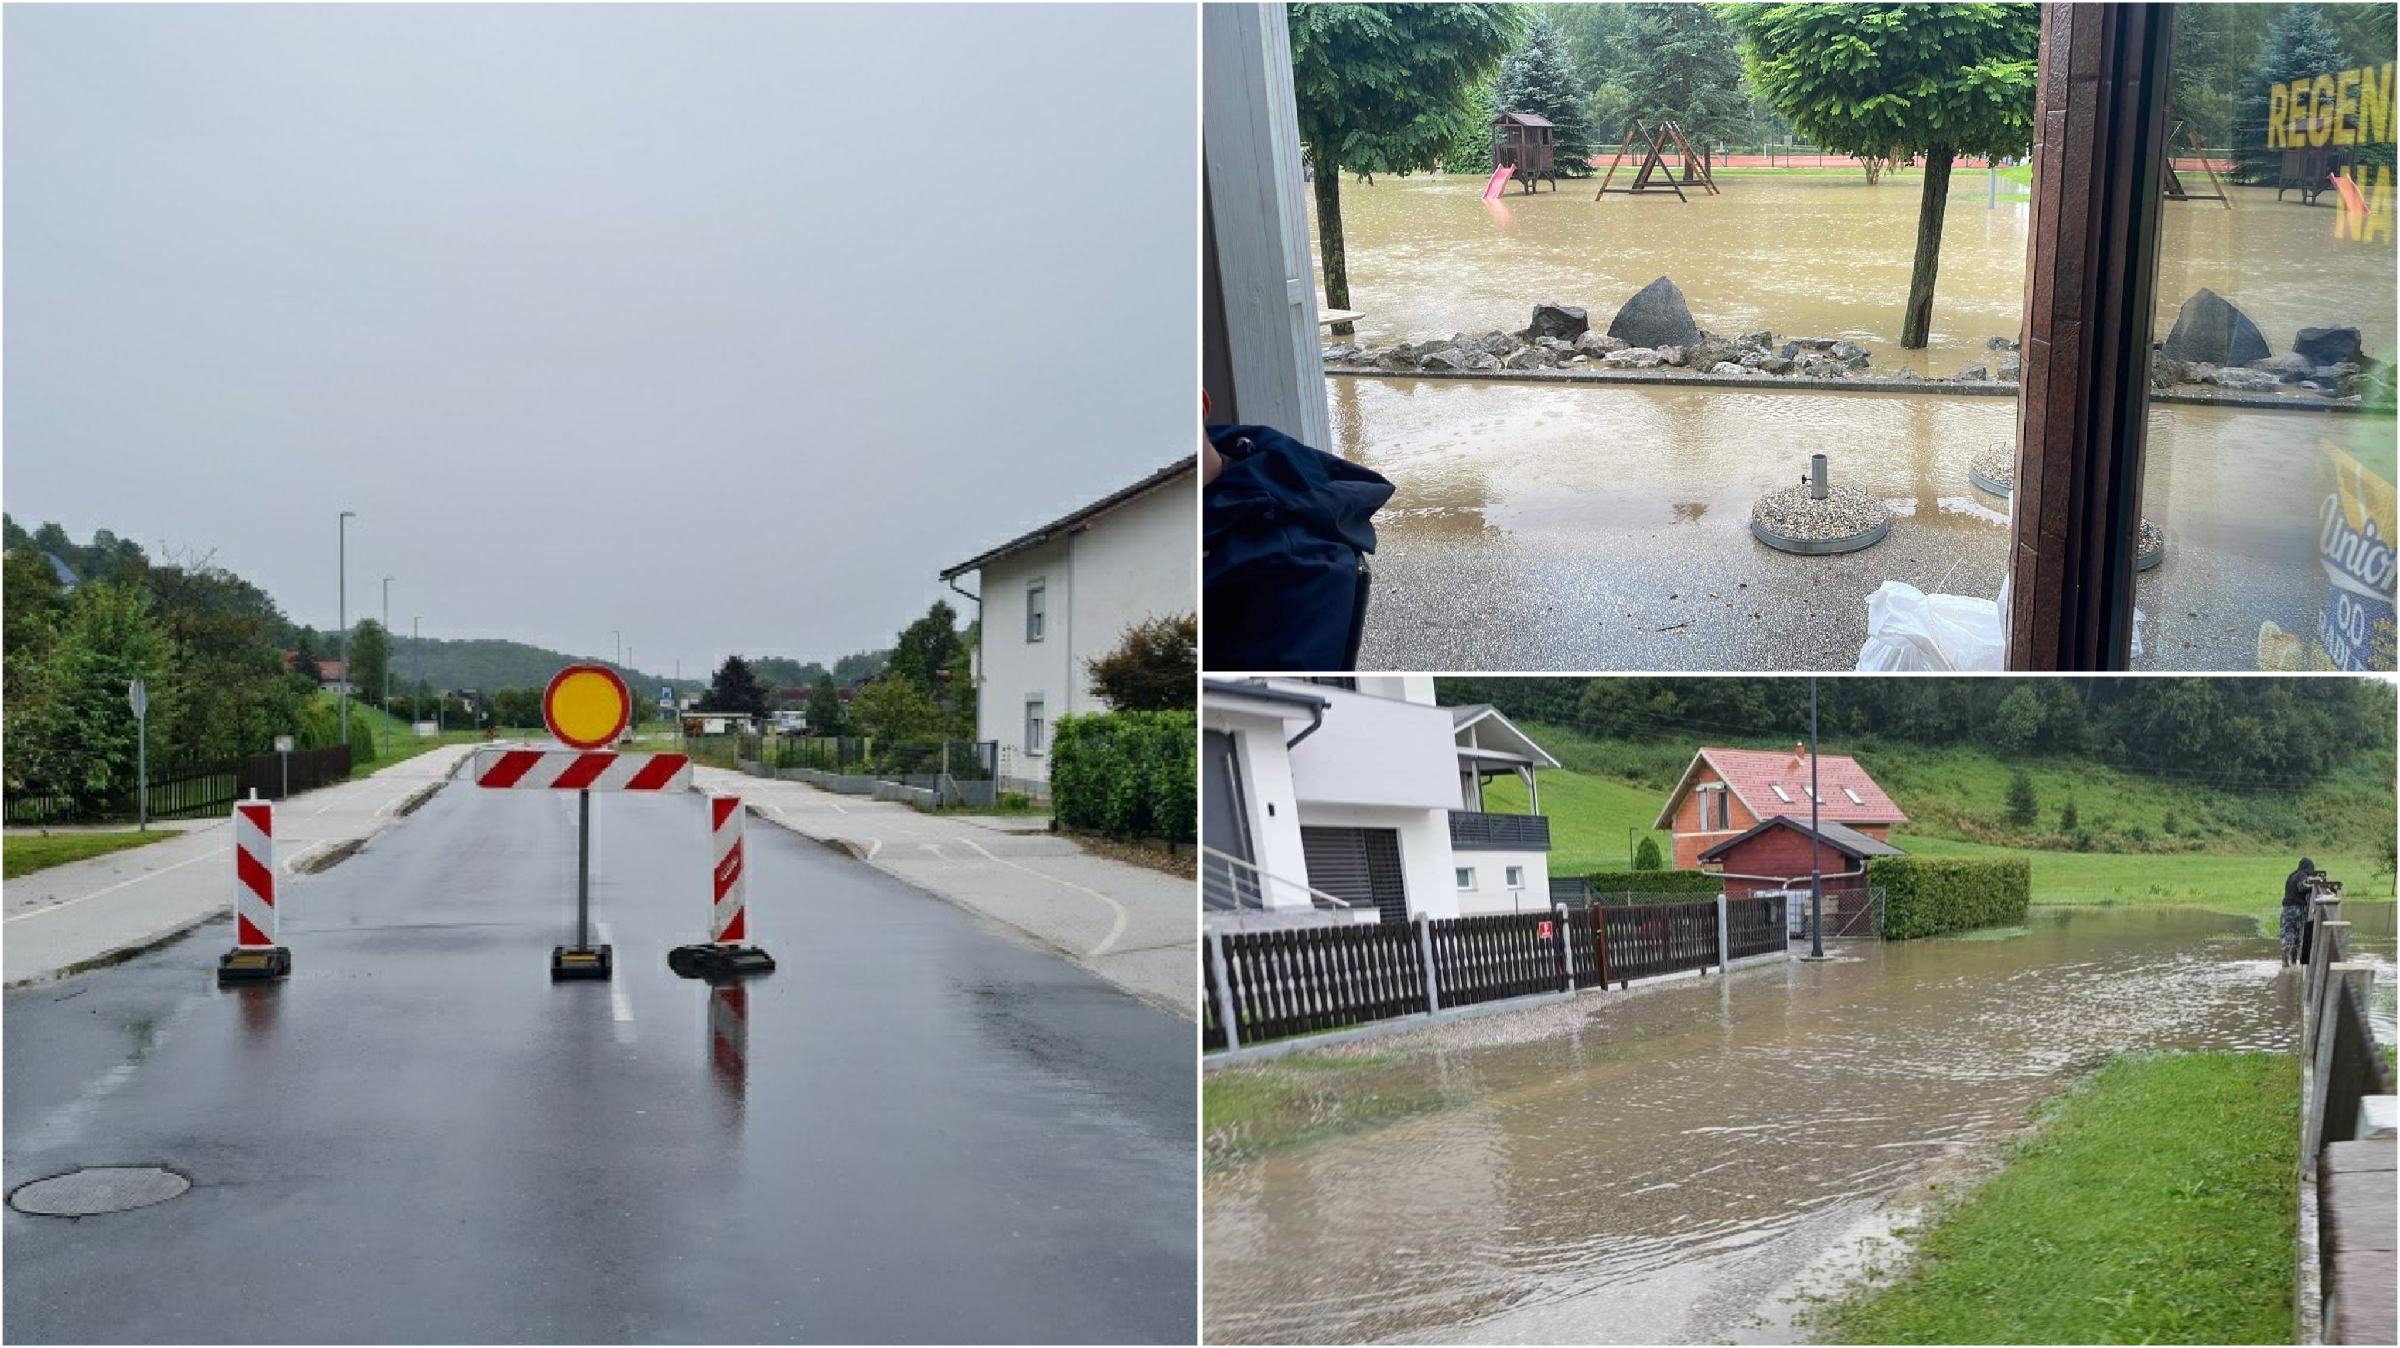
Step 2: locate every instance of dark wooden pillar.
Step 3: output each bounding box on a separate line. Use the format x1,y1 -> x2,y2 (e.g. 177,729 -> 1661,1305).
2007,3 -> 2176,670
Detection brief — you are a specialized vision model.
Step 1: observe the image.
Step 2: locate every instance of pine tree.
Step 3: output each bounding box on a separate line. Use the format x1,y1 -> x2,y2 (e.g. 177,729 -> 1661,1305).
2235,6 -> 2346,184
2059,796 -> 2080,832
1632,834 -> 1664,871
1616,4 -> 1750,154
1492,14 -> 1596,174
701,655 -> 770,717
2005,769 -> 2039,828
807,673 -> 846,736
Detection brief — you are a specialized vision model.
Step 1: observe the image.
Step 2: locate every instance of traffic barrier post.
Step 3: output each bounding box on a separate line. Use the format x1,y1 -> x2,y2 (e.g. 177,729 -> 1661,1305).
216,799 -> 291,985
669,795 -> 777,981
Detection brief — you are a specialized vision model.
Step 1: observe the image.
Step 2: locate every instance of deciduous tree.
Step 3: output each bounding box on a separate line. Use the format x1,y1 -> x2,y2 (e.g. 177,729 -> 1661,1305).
1290,3 -> 1520,332
1721,3 -> 2039,348
1085,614 -> 1197,712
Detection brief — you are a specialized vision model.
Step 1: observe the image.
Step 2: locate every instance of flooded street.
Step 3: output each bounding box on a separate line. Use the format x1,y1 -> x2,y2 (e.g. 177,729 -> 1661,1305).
1203,907 -> 2302,1345
1311,175 -> 2394,371
1313,174 -> 2393,673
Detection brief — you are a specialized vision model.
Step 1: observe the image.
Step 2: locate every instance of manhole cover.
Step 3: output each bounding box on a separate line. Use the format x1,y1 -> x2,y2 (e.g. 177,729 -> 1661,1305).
8,1166 -> 188,1217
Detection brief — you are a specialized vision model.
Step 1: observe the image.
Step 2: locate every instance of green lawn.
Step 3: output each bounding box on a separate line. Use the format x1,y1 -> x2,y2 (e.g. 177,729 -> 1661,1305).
1482,768 -> 1672,874
321,696 -> 485,777
1817,1051 -> 2296,1345
3,829 -> 175,878
1892,835 -> 2384,929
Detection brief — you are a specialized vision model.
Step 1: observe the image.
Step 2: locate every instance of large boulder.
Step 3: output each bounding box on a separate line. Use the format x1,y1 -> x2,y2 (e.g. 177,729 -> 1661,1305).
1469,352 -> 1504,372
1684,335 -> 1742,371
1607,277 -> 1703,350
2159,288 -> 2271,368
1528,303 -> 1590,344
1502,345 -> 1551,370
1418,346 -> 1470,372
1829,340 -> 1873,369
2293,326 -> 2364,367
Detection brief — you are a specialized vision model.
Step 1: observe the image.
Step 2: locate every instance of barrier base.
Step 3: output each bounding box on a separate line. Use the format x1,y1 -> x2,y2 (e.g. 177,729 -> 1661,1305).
667,943 -> 776,982
216,946 -> 291,986
550,944 -> 613,982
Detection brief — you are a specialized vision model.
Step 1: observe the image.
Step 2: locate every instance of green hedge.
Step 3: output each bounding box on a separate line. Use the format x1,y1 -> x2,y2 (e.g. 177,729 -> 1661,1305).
1871,856 -> 2032,939
1049,710 -> 1195,844
1586,869 -> 1722,902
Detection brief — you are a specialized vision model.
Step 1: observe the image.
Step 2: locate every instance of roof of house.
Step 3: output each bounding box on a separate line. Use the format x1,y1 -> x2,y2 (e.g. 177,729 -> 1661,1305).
1495,111 -> 1555,127
1654,746 -> 1907,830
315,660 -> 348,681
937,460 -> 1195,581
1449,704 -> 1562,769
1698,815 -> 1906,864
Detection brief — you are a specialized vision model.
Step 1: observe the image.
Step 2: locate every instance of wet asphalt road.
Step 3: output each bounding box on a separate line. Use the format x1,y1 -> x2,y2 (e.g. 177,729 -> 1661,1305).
4,782 -> 1195,1343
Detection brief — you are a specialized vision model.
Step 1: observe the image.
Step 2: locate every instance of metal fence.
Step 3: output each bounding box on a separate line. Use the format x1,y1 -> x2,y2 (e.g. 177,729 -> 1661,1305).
1209,897 -> 1771,1051
691,733 -> 1006,807
5,745 -> 354,826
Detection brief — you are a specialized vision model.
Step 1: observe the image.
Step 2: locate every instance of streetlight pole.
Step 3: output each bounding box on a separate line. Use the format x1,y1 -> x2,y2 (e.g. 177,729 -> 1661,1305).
381,575 -> 394,756
1809,675 -> 1824,959
613,629 -> 621,668
338,511 -> 355,747
417,616 -> 435,735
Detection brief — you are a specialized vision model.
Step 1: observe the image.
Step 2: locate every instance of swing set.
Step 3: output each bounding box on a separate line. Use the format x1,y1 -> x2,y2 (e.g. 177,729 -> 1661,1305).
1594,119 -> 1721,201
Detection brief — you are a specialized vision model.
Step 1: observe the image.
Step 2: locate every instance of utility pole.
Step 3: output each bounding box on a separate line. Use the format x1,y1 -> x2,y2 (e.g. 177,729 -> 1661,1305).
613,629 -> 621,667
381,575 -> 395,756
338,511 -> 356,747
1809,675 -> 1825,959
416,616 -> 434,735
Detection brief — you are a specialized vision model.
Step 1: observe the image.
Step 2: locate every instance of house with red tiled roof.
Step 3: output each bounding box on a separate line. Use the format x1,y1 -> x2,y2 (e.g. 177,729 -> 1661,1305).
1652,745 -> 1907,871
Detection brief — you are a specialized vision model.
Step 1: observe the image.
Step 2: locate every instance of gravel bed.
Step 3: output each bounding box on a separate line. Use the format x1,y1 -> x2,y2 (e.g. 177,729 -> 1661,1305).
1750,483 -> 1892,542
1970,444 -> 2015,492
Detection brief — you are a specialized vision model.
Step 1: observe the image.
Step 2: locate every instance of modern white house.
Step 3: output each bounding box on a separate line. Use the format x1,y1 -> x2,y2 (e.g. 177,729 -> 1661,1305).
1202,676 -> 1559,929
940,460 -> 1196,791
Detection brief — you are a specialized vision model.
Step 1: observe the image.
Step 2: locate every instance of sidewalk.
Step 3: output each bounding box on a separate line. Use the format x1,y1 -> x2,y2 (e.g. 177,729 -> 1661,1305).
690,765 -> 1195,1019
2,743 -> 478,986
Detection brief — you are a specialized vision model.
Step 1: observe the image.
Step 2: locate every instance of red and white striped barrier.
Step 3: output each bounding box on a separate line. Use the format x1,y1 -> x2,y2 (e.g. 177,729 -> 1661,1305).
234,800 -> 276,947
218,799 -> 290,984
707,983 -> 749,1096
471,748 -> 691,791
711,794 -> 747,943
668,795 -> 775,980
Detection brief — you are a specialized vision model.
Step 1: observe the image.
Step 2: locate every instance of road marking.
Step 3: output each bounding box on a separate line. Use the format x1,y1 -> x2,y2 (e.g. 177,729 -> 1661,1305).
3,847 -> 231,924
865,838 -> 883,861
596,921 -> 635,1031
948,836 -> 1131,960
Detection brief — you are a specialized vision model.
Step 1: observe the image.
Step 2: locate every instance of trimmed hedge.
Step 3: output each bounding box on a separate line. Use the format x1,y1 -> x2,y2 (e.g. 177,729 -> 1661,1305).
1871,856 -> 2031,939
1586,869 -> 1722,903
1049,710 -> 1195,844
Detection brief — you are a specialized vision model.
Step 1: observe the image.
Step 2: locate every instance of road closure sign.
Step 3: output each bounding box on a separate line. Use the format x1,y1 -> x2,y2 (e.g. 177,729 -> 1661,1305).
543,664 -> 632,750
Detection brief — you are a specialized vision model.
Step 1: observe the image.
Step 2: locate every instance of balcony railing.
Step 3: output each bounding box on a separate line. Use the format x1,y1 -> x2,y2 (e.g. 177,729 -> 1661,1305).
1448,810 -> 1551,851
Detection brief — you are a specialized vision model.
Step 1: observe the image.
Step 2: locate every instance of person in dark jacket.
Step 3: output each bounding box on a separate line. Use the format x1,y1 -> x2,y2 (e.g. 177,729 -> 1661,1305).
2281,856 -> 2318,964
1202,422 -> 1394,672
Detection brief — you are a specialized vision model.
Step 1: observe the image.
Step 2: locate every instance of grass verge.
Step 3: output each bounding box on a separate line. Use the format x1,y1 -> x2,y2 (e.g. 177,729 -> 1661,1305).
1205,1051 -> 1462,1167
1816,1050 -> 2296,1345
3,829 -> 177,878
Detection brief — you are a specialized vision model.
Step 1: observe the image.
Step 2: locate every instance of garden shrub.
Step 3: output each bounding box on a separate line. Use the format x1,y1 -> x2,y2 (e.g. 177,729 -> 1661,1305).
1049,710 -> 1195,844
1871,856 -> 2032,939
1585,868 -> 1721,903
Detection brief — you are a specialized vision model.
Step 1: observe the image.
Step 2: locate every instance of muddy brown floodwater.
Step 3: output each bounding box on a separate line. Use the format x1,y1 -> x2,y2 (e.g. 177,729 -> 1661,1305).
1202,907 -> 2304,1346
1313,174 -> 2394,673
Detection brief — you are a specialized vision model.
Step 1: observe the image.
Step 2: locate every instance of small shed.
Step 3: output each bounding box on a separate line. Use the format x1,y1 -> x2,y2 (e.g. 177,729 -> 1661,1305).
1493,110 -> 1558,192
1699,816 -> 1903,934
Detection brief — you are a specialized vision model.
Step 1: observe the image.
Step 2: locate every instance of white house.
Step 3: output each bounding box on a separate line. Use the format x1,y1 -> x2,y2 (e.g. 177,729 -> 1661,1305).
1202,676 -> 1560,929
939,460 -> 1196,791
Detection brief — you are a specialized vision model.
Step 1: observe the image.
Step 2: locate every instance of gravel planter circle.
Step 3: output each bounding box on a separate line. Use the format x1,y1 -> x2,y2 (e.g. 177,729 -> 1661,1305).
1750,484 -> 1892,556
1969,444 -> 2015,497
2138,517 -> 2165,571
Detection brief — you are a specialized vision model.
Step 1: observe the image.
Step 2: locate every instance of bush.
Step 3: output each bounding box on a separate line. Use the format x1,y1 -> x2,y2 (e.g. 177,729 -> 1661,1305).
1871,856 -> 2031,939
1586,868 -> 1720,903
1632,835 -> 1664,871
1049,710 -> 1195,844
2059,796 -> 2080,831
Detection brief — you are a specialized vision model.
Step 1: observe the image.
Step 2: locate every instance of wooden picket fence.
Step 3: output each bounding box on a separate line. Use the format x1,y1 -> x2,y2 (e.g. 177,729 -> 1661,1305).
1209,897 -> 1780,1051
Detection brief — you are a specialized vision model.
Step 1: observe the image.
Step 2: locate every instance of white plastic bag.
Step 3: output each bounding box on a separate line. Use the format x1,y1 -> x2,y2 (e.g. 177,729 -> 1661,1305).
1855,580 -> 2006,671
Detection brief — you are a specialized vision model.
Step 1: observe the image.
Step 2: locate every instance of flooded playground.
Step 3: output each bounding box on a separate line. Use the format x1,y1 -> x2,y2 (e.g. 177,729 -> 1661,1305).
1310,174 -> 2394,672
1312,174 -> 2395,371
1202,905 -> 2353,1346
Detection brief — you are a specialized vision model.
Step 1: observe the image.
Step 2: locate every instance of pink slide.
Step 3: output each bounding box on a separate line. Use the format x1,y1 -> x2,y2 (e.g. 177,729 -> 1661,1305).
1483,164 -> 1515,201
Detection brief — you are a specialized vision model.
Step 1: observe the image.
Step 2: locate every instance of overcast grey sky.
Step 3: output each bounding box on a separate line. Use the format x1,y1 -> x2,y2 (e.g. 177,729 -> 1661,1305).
4,3 -> 1195,678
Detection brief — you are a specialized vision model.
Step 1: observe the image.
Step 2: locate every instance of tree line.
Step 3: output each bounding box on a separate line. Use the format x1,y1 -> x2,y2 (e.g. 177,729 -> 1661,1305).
1433,676 -> 2395,790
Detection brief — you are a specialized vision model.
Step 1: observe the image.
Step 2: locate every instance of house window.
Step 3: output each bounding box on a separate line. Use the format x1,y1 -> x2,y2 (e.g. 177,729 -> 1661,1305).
1844,786 -> 1864,806
1505,865 -> 1524,889
1305,677 -> 1358,691
1455,867 -> 1475,891
1771,785 -> 1792,803
1024,695 -> 1045,756
1025,579 -> 1046,642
